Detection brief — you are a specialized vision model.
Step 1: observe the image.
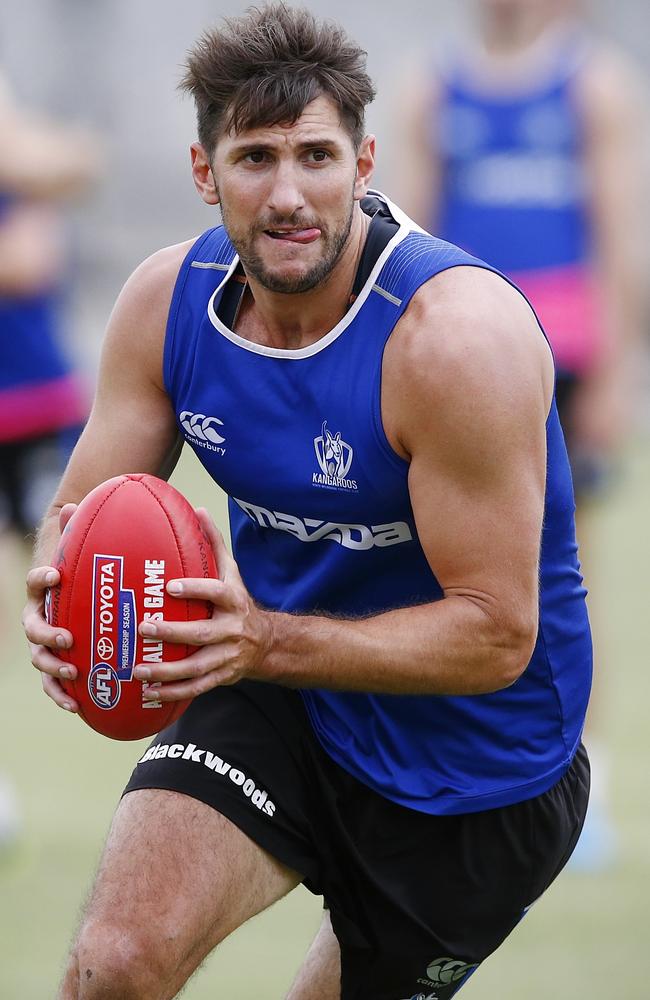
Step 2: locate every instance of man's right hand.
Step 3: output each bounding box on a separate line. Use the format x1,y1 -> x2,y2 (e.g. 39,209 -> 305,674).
22,504 -> 79,712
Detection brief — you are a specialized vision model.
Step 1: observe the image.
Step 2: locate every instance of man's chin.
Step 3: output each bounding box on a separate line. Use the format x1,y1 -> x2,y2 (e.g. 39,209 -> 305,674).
257,270 -> 323,295
248,258 -> 328,295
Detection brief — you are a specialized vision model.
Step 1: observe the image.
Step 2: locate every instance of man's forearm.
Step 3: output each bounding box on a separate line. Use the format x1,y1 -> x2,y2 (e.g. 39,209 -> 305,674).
260,595 -> 534,697
33,508 -> 63,568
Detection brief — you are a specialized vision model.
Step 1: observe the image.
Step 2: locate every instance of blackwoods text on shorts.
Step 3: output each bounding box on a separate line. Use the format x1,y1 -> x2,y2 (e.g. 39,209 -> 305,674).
137,742 -> 276,816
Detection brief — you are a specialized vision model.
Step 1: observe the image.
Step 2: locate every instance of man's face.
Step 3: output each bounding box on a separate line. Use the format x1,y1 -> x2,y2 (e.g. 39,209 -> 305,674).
477,0 -> 566,16
208,95 -> 367,294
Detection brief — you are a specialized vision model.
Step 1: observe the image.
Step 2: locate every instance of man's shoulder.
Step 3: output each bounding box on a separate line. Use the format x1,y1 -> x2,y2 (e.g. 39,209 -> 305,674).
382,266 -> 554,460
128,238 -> 200,298
111,238 -> 201,331
399,265 -> 543,361
103,238 -> 203,360
575,41 -> 647,121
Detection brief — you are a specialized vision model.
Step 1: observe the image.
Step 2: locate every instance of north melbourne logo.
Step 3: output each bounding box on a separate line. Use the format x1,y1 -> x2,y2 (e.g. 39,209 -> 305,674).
180,410 -> 226,456
313,420 -> 357,491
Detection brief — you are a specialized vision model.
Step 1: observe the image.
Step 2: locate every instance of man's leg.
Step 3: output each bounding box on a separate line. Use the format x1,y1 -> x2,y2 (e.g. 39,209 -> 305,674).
59,788 -> 302,1000
286,911 -> 341,1000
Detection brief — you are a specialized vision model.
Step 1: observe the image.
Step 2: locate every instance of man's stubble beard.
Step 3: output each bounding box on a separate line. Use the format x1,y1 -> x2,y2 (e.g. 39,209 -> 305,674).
217,190 -> 356,295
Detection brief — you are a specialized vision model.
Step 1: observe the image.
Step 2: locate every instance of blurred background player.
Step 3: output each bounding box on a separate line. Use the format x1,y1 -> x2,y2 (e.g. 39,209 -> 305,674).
0,70 -> 100,851
394,0 -> 648,869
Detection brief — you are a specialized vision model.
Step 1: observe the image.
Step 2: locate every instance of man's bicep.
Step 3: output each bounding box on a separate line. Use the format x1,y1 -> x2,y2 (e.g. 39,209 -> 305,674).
409,413 -> 544,618
51,250 -> 186,507
52,369 -> 180,511
399,280 -> 549,632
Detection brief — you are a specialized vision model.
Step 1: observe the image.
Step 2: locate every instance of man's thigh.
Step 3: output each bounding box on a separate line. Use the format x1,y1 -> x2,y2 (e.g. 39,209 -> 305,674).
75,787 -> 301,993
286,911 -> 341,1000
317,746 -> 589,1000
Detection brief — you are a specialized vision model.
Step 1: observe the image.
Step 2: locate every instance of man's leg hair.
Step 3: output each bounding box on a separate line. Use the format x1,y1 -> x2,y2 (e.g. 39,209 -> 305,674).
59,788 -> 301,1000
286,910 -> 341,1000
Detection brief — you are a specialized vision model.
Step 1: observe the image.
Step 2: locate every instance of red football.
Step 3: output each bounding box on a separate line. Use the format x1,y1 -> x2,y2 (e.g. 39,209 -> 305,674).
45,474 -> 218,740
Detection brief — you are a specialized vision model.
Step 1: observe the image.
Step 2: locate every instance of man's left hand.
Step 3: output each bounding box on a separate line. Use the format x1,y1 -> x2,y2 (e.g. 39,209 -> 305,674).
134,508 -> 273,700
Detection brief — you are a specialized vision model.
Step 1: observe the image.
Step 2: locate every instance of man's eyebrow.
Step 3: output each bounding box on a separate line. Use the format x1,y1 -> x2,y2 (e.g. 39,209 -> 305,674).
228,134 -> 344,153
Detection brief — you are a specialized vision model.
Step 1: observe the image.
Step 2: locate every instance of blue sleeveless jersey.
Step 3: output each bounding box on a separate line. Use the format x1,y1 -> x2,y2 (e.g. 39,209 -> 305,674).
432,35 -> 604,375
0,194 -> 86,443
164,193 -> 592,815
434,36 -> 591,272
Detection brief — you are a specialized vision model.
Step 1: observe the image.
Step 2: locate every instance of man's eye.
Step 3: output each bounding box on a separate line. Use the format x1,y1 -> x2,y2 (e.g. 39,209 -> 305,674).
308,150 -> 329,163
245,151 -> 267,164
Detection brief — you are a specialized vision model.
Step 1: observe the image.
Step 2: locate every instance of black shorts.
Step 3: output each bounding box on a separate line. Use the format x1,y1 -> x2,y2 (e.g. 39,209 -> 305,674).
555,372 -> 612,500
0,428 -> 81,536
125,682 -> 589,1000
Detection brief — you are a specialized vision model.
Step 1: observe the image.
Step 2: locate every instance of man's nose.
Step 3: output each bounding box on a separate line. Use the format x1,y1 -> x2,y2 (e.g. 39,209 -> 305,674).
267,162 -> 305,217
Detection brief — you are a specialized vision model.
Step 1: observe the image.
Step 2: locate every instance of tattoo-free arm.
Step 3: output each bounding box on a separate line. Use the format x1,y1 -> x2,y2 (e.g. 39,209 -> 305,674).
259,268 -> 554,695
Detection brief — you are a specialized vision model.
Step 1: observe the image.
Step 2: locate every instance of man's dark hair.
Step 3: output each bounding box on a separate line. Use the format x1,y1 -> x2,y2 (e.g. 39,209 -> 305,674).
180,3 -> 376,158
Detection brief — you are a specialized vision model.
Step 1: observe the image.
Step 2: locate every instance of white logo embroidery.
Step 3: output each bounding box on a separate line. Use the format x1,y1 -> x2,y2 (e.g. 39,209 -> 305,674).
96,636 -> 114,661
137,742 -> 276,817
234,497 -> 412,551
425,957 -> 478,986
179,411 -> 226,455
313,421 -> 357,491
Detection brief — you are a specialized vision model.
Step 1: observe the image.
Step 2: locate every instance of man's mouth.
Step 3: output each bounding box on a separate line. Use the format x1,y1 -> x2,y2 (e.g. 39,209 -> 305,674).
264,227 -> 321,244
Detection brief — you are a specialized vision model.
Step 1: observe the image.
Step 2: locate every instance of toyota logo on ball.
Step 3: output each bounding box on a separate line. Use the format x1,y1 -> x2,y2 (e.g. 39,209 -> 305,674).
97,636 -> 114,661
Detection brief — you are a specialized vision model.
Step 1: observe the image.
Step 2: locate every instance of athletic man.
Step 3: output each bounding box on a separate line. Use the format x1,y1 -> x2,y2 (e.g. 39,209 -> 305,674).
394,0 -> 647,869
23,6 -> 591,998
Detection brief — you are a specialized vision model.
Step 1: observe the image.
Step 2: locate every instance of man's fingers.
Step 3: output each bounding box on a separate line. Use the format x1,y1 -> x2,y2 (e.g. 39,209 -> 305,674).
59,502 -> 78,533
26,565 -> 59,596
138,615 -> 229,646
195,508 -> 237,581
166,575 -> 236,607
31,644 -> 77,680
134,644 -> 234,688
24,612 -> 73,650
42,673 -> 79,712
139,669 -> 237,703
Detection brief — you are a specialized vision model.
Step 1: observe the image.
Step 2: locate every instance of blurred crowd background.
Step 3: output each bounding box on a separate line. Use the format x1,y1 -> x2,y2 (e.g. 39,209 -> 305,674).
1,0 -> 649,366
1,1 -> 649,998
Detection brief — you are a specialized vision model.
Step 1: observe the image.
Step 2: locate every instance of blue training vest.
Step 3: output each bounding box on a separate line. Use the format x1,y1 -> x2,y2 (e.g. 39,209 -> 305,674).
434,35 -> 592,273
0,193 -> 86,443
164,192 -> 592,816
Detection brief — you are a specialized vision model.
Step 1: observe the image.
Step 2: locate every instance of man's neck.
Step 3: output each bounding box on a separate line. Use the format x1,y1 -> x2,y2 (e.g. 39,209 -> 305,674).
479,7 -> 566,60
467,8 -> 578,88
235,205 -> 370,352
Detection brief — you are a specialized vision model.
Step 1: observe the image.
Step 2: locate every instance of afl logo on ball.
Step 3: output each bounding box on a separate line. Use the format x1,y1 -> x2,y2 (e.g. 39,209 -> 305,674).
89,664 -> 121,710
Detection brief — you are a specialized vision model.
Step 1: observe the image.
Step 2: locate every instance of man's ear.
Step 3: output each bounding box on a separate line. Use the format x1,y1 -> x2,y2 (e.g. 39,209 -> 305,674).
190,142 -> 219,205
354,134 -> 376,201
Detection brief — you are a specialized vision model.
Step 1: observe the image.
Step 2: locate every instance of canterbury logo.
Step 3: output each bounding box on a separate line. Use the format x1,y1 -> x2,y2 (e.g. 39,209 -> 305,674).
425,958 -> 478,985
180,411 -> 225,445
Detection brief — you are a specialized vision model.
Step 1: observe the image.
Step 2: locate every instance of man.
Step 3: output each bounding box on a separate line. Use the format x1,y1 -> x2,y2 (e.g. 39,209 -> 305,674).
23,5 -> 591,999
0,71 -> 97,550
393,0 -> 647,869
0,70 -> 98,852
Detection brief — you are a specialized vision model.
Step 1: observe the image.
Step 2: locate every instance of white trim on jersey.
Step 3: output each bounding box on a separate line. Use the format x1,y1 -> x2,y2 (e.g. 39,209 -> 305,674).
204,191 -> 415,360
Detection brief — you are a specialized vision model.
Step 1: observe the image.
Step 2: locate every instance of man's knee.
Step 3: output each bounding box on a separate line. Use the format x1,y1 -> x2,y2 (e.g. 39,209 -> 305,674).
62,918 -> 171,1000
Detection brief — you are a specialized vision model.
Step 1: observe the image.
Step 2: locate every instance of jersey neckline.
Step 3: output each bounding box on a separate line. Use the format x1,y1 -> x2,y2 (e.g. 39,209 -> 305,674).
205,191 -> 412,360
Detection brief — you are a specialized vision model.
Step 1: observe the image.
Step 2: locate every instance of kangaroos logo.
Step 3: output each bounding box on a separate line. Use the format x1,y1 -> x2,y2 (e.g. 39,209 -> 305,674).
313,421 -> 357,491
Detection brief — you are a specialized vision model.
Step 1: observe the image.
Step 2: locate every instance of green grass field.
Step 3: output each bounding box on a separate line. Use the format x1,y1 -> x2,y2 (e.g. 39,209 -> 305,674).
1,440 -> 648,999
